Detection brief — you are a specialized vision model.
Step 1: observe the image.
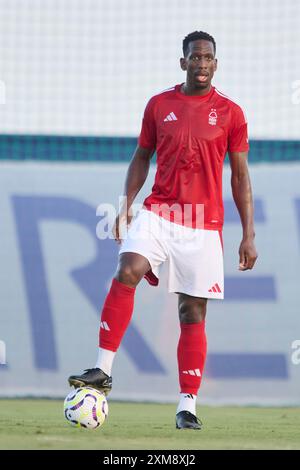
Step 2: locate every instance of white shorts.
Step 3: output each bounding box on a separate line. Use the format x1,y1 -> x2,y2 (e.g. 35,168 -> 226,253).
119,209 -> 224,299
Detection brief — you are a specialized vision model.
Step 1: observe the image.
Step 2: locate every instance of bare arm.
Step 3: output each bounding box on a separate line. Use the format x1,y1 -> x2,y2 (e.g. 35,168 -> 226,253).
228,151 -> 258,270
113,145 -> 155,243
123,145 -> 155,209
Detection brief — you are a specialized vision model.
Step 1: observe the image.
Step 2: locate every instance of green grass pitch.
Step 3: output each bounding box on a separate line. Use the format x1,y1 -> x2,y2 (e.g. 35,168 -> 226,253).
0,399 -> 299,450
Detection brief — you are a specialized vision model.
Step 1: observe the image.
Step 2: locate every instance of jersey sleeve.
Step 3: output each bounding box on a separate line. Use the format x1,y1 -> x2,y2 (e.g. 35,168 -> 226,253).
138,97 -> 157,149
228,104 -> 249,153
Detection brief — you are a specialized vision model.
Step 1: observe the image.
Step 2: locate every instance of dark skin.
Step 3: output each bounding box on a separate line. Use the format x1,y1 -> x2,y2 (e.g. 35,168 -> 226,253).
179,39 -> 217,96
112,39 -> 257,323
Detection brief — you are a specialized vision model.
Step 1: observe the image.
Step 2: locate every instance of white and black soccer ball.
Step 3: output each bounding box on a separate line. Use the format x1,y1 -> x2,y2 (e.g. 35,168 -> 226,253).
64,386 -> 108,429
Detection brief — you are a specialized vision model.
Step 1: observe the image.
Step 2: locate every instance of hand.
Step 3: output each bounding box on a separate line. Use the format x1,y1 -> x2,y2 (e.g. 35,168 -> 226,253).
112,210 -> 133,245
238,238 -> 258,271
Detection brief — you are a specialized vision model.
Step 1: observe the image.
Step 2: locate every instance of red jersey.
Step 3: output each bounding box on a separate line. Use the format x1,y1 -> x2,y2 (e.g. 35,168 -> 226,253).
138,84 -> 249,230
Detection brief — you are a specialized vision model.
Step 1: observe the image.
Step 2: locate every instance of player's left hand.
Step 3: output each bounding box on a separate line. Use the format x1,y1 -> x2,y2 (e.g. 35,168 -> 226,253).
238,238 -> 258,271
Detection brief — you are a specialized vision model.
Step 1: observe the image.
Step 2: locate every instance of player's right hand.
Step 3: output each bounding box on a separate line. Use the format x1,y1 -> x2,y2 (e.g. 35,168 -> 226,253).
112,212 -> 133,244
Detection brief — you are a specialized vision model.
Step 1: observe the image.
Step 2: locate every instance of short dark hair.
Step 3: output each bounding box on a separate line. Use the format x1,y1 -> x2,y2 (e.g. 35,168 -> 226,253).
182,31 -> 216,57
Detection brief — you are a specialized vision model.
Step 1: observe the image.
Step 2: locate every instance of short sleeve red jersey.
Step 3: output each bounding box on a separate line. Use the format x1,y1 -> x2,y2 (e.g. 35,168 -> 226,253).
138,84 -> 249,230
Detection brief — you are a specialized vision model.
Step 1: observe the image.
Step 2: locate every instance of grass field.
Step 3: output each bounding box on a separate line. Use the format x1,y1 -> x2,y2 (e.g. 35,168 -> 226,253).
0,400 -> 299,450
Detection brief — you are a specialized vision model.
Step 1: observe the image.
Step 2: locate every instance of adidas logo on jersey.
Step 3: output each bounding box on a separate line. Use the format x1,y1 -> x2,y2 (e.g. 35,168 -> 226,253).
182,369 -> 201,377
164,112 -> 178,122
208,283 -> 222,293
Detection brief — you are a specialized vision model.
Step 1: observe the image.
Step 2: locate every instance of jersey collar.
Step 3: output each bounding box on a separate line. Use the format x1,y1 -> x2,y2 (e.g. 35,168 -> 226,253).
175,83 -> 215,101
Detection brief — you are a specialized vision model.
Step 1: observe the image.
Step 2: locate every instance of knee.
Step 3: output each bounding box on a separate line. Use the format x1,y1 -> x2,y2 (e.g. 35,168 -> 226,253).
178,297 -> 207,324
115,263 -> 142,288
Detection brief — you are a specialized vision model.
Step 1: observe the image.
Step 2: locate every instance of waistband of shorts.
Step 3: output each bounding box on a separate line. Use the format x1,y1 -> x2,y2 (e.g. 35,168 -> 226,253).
140,207 -> 223,232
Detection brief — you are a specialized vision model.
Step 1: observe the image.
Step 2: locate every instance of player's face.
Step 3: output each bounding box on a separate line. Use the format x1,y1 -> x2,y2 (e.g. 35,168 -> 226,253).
180,40 -> 217,91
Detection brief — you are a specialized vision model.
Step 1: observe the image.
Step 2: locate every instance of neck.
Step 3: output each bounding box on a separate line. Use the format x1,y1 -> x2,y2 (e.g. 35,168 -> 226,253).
181,82 -> 212,96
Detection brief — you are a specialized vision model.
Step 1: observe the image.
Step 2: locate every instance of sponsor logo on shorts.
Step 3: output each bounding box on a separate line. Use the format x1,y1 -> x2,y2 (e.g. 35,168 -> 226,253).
208,283 -> 222,293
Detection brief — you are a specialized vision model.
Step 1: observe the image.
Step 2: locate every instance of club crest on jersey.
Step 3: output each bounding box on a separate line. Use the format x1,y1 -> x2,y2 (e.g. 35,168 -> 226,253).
208,108 -> 217,126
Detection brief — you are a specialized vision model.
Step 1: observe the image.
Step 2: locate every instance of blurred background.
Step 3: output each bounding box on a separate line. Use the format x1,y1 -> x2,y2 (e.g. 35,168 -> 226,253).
0,0 -> 300,405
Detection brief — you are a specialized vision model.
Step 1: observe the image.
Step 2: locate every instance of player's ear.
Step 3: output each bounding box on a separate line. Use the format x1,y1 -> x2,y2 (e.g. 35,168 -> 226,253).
180,57 -> 187,71
214,58 -> 218,72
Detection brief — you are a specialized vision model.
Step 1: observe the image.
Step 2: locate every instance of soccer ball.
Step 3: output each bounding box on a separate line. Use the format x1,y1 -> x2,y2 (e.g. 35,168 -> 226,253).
64,386 -> 108,429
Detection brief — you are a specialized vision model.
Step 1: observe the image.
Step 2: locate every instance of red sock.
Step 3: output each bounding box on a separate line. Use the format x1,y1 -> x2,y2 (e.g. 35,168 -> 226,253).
177,321 -> 207,395
99,278 -> 136,352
